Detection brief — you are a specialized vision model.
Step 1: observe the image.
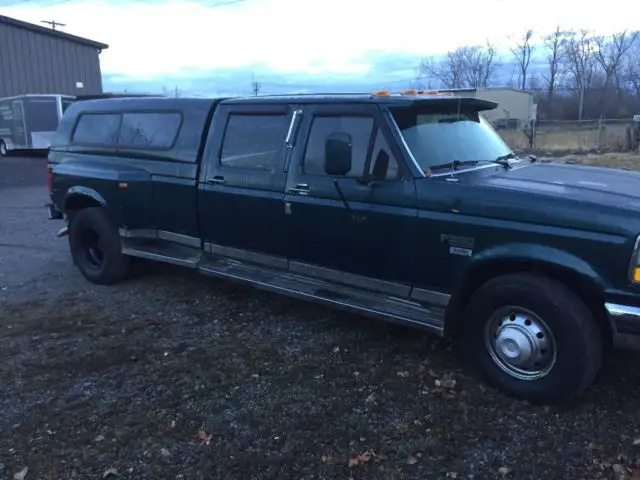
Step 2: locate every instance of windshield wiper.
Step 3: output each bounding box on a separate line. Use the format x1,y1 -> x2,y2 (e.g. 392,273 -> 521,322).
429,160 -> 482,171
494,152 -> 519,168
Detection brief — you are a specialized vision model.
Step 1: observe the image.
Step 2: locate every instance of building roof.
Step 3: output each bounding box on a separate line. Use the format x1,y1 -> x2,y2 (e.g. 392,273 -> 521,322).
0,15 -> 109,50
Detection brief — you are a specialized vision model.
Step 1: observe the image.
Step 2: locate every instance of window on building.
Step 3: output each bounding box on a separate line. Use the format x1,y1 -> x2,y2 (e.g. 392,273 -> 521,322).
303,116 -> 374,177
117,112 -> 182,149
220,113 -> 289,170
72,113 -> 121,145
368,128 -> 401,180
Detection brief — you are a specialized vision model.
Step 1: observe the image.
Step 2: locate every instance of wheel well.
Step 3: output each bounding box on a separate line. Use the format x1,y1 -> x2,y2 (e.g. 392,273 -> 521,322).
447,261 -> 612,346
64,195 -> 101,215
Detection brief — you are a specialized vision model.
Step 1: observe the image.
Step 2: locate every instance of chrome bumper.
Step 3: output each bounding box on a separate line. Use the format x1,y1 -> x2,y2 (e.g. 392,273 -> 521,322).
606,302 -> 640,350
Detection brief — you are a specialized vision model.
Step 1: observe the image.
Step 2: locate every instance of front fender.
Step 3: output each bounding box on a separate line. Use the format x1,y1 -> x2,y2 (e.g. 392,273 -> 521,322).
467,243 -> 606,288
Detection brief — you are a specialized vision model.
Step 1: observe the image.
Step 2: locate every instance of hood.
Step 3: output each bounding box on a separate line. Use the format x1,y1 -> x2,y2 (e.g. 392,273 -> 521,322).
417,161 -> 640,238
475,161 -> 640,211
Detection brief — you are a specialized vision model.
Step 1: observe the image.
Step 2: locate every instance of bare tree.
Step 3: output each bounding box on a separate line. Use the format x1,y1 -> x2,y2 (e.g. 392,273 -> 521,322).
510,29 -> 535,89
542,26 -> 564,101
594,30 -> 638,94
624,38 -> 640,100
419,42 -> 500,89
561,29 -> 597,119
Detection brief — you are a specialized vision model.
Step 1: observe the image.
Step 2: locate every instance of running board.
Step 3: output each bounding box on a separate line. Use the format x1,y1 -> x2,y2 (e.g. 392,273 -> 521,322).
198,256 -> 445,335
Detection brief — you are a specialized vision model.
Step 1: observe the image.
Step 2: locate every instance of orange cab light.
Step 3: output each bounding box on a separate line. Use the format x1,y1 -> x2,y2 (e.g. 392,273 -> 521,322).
372,90 -> 390,96
400,89 -> 418,95
634,267 -> 640,282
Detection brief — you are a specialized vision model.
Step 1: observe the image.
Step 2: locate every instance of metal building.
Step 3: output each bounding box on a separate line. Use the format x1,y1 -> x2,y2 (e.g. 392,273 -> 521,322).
0,15 -> 108,98
441,87 -> 537,129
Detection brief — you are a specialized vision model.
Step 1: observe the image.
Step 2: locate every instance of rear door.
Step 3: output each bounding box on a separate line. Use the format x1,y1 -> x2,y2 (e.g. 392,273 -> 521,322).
198,102 -> 293,262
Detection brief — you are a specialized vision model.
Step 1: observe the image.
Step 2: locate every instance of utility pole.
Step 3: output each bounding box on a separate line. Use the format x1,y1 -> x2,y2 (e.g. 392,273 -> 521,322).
251,73 -> 261,96
41,20 -> 66,30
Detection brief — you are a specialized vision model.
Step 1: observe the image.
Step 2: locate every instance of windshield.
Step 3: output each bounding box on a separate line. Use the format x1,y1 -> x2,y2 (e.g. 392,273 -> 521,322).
390,106 -> 514,174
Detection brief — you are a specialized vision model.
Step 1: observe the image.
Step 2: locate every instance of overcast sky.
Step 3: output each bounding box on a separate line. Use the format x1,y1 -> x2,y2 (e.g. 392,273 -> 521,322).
2,0 -> 638,95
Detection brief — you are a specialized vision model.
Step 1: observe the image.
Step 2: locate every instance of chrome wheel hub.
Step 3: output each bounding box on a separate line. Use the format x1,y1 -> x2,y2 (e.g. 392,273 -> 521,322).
485,306 -> 557,380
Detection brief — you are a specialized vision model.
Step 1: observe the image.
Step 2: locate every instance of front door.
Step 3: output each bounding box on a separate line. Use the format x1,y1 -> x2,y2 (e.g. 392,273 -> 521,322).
198,102 -> 293,264
284,103 -> 418,292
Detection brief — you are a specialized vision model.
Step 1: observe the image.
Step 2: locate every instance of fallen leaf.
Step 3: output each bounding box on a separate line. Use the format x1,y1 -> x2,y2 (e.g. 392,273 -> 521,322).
198,430 -> 213,445
321,455 -> 334,463
348,450 -> 374,468
397,371 -> 409,378
333,346 -> 340,353
498,466 -> 510,476
103,468 -> 118,478
13,467 -> 28,480
446,473 -> 458,479
633,438 -> 640,446
406,455 -> 418,465
160,448 -> 171,457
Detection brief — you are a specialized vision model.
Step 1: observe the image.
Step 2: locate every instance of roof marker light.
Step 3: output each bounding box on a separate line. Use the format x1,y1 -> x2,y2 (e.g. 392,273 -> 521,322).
400,89 -> 418,95
372,90 -> 390,96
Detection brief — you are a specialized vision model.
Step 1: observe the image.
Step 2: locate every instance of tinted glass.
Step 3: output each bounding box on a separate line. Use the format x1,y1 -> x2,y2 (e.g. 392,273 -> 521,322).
303,116 -> 374,177
220,114 -> 289,170
72,113 -> 121,145
117,112 -> 182,149
391,107 -> 512,172
368,128 -> 400,180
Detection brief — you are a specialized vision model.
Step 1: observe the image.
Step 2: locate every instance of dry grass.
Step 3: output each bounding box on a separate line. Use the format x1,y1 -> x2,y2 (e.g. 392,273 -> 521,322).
553,152 -> 640,170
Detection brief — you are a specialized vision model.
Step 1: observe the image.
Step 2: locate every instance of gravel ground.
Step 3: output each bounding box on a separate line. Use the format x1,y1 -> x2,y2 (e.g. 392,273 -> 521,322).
2,156 -> 640,480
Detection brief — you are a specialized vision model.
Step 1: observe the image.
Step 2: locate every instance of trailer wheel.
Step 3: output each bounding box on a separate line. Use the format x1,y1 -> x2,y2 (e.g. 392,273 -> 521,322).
0,140 -> 8,158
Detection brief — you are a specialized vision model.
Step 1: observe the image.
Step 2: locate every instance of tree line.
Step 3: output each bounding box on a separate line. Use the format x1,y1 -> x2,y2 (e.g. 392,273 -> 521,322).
419,28 -> 640,121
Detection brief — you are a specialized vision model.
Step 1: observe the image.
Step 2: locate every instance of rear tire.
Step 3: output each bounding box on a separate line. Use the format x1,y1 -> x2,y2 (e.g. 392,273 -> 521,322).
0,140 -> 8,158
462,273 -> 602,405
68,207 -> 130,285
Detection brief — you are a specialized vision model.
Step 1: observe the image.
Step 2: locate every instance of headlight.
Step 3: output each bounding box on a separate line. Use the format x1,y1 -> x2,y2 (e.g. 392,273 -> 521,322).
629,234 -> 640,283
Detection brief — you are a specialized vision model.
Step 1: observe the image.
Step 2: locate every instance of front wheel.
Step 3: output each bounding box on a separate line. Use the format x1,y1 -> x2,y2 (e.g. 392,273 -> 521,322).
462,273 -> 602,405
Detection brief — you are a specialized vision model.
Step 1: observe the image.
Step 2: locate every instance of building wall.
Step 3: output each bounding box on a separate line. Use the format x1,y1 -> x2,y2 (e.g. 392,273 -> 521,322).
474,88 -> 535,128
0,22 -> 103,98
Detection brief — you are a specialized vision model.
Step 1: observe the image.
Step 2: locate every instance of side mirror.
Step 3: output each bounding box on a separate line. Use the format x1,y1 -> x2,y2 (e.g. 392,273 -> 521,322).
324,132 -> 352,176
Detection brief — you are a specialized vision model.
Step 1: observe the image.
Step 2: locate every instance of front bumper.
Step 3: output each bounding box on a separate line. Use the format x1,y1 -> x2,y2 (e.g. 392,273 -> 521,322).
606,303 -> 640,350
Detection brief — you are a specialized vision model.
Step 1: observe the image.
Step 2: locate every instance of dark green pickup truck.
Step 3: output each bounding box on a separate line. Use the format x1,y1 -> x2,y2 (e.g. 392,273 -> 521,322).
45,91 -> 640,405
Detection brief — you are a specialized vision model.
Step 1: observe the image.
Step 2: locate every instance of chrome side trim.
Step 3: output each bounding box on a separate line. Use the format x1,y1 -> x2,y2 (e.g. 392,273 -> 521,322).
159,231 -> 201,248
119,228 -> 201,248
289,261 -> 411,298
121,247 -> 200,268
210,243 -> 288,269
410,288 -> 451,307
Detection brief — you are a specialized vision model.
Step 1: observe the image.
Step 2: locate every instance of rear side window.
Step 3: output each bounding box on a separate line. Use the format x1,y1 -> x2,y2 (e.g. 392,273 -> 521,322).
118,112 -> 182,149
220,113 -> 289,170
72,113 -> 121,144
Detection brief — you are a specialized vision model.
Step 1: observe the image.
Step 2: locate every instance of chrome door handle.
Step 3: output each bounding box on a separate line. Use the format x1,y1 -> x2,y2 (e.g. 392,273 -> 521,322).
288,183 -> 310,195
205,176 -> 226,185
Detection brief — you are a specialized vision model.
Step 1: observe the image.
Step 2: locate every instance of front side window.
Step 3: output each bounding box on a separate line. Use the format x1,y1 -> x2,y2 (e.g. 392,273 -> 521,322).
72,113 -> 121,145
118,112 -> 182,149
390,106 -> 513,174
220,113 -> 289,170
303,116 -> 374,177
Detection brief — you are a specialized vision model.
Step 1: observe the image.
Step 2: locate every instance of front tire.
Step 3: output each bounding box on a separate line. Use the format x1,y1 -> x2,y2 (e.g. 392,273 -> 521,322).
68,207 -> 130,285
462,273 -> 602,405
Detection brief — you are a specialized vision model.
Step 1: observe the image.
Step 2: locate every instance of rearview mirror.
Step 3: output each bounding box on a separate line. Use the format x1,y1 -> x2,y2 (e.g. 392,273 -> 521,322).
324,133 -> 352,176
